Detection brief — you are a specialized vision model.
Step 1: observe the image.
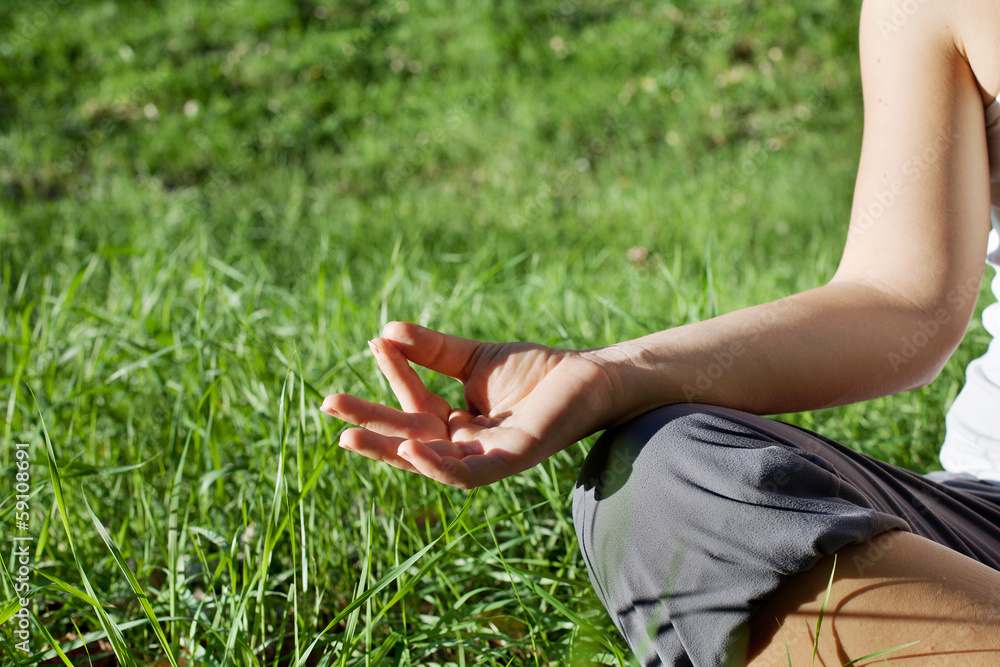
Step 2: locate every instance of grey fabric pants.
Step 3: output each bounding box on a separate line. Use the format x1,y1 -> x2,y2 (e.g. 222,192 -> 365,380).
572,404 -> 1000,667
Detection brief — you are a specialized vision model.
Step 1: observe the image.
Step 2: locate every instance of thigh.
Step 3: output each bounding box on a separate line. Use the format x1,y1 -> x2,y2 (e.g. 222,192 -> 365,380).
748,531 -> 1000,666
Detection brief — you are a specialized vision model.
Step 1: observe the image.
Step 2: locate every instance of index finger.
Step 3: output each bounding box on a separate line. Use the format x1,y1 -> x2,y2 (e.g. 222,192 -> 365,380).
369,337 -> 452,420
382,321 -> 483,381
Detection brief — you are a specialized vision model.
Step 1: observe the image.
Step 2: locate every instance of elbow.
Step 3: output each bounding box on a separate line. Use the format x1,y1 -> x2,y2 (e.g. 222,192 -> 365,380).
900,356 -> 952,392
831,244 -> 987,395
888,306 -> 972,391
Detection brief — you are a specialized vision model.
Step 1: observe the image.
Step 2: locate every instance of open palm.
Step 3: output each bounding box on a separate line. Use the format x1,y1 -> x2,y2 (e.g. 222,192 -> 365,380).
321,322 -> 615,488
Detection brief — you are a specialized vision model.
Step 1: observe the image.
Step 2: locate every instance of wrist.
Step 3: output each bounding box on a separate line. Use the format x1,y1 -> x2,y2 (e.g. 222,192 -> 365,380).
582,341 -> 672,427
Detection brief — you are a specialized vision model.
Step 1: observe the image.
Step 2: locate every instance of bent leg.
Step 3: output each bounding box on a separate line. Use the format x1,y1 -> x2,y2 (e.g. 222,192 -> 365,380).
748,531 -> 1000,666
573,404 -> 1000,667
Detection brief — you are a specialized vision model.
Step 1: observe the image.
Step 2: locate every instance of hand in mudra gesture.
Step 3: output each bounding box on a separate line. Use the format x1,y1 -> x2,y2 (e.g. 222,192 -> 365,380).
321,322 -> 616,489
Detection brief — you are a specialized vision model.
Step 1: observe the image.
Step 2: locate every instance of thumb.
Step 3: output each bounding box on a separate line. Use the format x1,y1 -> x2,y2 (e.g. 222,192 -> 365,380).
381,321 -> 483,381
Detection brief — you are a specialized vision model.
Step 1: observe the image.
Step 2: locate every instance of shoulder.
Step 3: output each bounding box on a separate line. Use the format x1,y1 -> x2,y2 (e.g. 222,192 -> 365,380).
861,0 -> 1000,102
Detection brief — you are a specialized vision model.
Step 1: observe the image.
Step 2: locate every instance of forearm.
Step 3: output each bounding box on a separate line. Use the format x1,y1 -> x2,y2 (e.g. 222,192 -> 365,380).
588,279 -> 975,422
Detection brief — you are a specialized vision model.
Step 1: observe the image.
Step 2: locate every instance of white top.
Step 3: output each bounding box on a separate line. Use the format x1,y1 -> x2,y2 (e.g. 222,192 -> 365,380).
939,97 -> 1000,481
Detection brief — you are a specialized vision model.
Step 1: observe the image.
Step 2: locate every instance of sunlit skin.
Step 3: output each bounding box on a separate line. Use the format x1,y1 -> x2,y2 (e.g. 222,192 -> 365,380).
747,532 -> 1000,665
323,0 -> 1000,662
321,324 -> 615,490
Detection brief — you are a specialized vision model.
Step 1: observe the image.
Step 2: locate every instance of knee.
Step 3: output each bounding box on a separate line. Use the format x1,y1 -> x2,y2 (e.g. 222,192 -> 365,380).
571,402 -> 818,552
570,404 -> 765,665
571,404 -> 731,545
573,403 -> 751,507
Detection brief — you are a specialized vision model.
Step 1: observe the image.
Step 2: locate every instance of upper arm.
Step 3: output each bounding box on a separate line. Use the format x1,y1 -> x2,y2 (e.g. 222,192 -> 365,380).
832,0 -> 990,346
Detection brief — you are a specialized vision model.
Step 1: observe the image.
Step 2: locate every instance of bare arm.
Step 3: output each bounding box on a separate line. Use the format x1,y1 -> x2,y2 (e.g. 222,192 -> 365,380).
323,0 -> 992,488
593,0 -> 991,422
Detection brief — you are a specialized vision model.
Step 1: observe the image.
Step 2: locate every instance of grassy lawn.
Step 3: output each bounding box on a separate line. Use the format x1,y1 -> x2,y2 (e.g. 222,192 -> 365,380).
0,0 -> 994,664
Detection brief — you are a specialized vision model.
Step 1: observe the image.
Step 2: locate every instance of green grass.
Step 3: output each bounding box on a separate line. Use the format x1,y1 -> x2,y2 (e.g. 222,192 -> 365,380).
0,0 -> 995,664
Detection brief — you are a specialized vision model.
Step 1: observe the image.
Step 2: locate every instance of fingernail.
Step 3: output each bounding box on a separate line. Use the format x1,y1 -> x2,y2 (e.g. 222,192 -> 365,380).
320,396 -> 339,416
368,339 -> 379,356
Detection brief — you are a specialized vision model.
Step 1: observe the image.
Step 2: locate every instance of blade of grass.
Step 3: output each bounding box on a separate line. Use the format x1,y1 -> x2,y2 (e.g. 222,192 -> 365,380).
364,498 -> 553,633
166,392 -> 192,653
339,499 -> 374,666
82,492 -> 180,667
35,570 -> 101,607
3,301 -> 32,451
253,366 -> 291,650
484,516 -> 539,666
31,384 -> 139,667
29,612 -> 75,667
295,488 -> 479,667
840,641 -> 920,666
26,615 -> 198,663
221,569 -> 263,666
813,554 -> 837,667
776,619 -> 792,667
